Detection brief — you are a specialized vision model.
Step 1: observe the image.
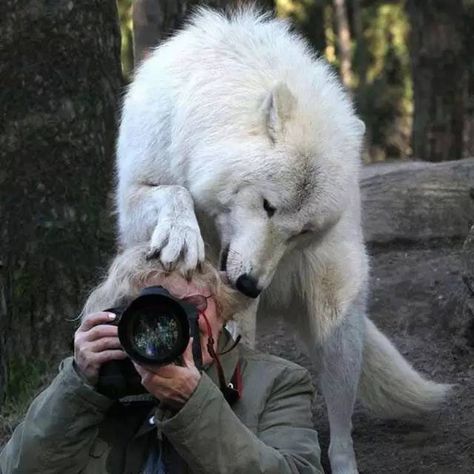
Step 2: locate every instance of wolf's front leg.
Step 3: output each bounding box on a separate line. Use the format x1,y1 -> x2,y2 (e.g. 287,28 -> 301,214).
118,184 -> 205,274
316,304 -> 365,474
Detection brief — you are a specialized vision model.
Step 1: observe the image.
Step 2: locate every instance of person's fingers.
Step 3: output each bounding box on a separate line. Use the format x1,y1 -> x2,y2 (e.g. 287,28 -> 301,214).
133,363 -> 168,385
94,349 -> 127,365
133,361 -> 180,378
132,360 -> 200,406
83,324 -> 119,342
133,362 -> 146,377
87,336 -> 122,353
78,312 -> 116,332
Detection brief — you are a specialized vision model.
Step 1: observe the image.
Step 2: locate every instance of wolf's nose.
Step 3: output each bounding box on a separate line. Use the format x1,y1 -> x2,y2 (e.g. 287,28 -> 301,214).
236,274 -> 261,298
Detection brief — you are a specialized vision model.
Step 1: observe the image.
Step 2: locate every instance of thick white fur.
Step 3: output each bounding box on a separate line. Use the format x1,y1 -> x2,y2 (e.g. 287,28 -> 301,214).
116,8 -> 450,473
359,318 -> 451,418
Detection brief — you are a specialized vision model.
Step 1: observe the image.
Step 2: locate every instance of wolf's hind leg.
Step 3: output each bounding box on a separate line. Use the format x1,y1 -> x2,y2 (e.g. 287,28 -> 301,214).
297,301 -> 364,474
316,305 -> 364,474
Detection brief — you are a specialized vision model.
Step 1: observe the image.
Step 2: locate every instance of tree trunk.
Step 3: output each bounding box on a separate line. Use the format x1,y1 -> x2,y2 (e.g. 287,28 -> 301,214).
352,0 -> 367,90
407,0 -> 465,162
133,0 -> 273,67
0,1 -> 122,405
298,0 -> 326,56
463,2 -> 474,157
333,0 -> 353,88
259,0 -> 274,11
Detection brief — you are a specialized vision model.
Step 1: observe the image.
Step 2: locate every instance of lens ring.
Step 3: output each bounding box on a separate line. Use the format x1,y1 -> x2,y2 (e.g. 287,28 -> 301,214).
118,295 -> 190,365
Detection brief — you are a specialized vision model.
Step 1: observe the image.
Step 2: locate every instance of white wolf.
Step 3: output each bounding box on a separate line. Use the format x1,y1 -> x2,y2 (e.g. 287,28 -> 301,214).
116,8 -> 450,474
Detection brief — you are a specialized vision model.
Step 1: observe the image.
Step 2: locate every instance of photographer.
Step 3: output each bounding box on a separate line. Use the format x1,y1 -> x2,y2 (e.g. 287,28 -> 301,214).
0,245 -> 323,473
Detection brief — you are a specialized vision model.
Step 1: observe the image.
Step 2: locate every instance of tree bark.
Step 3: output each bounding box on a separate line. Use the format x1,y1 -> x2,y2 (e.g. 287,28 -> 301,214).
0,1 -> 122,405
133,0 -> 274,67
333,0 -> 353,88
352,0 -> 366,90
463,2 -> 474,157
407,0 -> 465,162
259,0 -> 274,11
297,0 -> 326,56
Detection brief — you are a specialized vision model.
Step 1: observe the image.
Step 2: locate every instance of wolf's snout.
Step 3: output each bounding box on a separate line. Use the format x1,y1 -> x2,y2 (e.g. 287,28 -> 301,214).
236,274 -> 261,298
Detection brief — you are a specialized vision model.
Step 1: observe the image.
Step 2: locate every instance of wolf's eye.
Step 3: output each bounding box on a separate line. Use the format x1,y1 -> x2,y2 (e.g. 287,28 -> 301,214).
263,199 -> 276,217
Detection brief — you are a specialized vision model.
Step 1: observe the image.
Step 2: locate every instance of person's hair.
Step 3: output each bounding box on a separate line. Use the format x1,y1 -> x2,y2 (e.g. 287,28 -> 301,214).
81,244 -> 243,322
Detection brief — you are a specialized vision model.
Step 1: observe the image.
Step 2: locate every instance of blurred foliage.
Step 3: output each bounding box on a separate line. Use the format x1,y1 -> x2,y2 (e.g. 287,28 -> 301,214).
276,1 -> 327,53
0,358 -> 51,444
117,0 -> 412,161
117,0 -> 134,79
358,2 -> 412,161
277,0 -> 412,161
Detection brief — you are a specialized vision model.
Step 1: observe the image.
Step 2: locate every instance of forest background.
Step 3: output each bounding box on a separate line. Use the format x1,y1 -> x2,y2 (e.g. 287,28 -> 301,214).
117,0 -> 474,163
1,1 -> 474,469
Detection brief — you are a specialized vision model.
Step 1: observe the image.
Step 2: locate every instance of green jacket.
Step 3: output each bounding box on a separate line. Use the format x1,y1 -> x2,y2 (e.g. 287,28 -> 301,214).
0,339 -> 323,474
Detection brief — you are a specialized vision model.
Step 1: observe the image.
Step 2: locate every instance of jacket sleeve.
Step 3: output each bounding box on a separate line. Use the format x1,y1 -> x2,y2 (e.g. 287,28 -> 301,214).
155,367 -> 324,474
0,357 -> 113,474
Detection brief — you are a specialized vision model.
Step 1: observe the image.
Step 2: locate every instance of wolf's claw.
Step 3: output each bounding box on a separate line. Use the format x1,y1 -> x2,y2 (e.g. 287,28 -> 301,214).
149,218 -> 204,276
146,248 -> 161,261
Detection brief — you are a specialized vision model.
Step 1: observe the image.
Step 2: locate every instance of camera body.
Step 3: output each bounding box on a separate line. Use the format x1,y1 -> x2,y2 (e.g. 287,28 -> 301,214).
97,286 -> 202,399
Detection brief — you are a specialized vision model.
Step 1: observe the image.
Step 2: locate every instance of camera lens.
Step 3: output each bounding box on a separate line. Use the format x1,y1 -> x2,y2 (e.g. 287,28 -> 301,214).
118,290 -> 191,365
131,308 -> 180,359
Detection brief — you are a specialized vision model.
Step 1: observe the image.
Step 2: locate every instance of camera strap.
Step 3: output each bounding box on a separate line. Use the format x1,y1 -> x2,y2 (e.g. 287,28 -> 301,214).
200,312 -> 242,405
190,317 -> 203,370
223,361 -> 242,405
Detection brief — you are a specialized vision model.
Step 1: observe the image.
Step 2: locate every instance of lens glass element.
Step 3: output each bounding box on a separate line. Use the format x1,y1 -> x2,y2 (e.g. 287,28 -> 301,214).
131,308 -> 180,360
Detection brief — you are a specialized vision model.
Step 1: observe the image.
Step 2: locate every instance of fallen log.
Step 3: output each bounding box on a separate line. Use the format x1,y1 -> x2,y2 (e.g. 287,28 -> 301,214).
361,158 -> 474,245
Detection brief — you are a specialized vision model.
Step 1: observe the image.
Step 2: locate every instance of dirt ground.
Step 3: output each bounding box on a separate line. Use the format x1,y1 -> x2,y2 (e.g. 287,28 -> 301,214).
257,242 -> 474,474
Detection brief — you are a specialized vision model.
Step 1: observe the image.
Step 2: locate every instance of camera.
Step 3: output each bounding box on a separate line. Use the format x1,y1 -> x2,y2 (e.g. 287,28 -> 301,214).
97,286 -> 203,399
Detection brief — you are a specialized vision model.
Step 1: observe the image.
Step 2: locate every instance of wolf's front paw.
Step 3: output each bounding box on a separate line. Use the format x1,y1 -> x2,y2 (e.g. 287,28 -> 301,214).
147,219 -> 205,276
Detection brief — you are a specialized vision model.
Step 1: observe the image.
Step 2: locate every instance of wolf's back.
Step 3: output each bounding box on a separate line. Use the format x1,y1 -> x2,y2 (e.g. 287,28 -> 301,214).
131,6 -> 349,126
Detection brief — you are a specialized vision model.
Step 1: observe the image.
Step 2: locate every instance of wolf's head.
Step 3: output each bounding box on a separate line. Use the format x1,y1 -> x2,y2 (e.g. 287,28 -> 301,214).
190,70 -> 364,298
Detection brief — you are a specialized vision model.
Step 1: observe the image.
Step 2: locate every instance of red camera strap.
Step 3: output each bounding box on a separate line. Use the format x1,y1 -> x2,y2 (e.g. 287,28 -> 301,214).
200,312 -> 242,404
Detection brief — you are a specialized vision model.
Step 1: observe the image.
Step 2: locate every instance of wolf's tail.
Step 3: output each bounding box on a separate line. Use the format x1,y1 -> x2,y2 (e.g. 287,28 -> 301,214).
358,318 -> 452,418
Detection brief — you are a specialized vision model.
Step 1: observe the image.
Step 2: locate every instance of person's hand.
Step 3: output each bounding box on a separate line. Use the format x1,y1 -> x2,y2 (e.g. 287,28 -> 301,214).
133,340 -> 201,409
74,312 -> 127,386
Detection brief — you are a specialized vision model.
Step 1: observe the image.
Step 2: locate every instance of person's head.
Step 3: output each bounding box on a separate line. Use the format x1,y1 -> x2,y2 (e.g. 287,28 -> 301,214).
81,244 -> 245,334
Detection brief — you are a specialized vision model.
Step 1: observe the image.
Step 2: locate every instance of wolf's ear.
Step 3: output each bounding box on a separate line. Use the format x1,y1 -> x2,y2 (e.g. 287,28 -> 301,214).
261,83 -> 296,142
